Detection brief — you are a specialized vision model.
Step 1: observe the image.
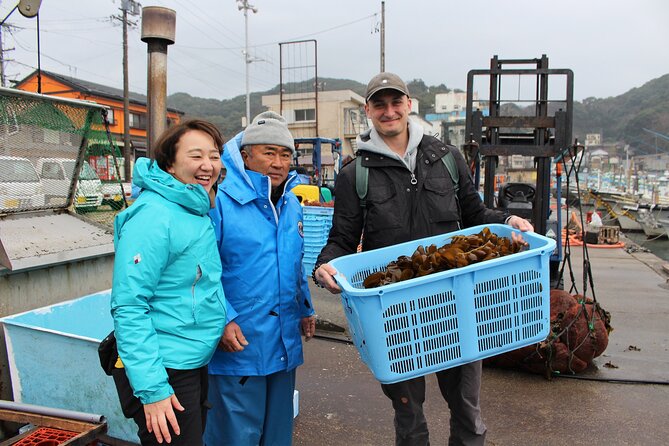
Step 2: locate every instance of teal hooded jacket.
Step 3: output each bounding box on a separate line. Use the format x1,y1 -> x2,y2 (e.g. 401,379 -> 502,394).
208,132 -> 314,376
111,158 -> 226,404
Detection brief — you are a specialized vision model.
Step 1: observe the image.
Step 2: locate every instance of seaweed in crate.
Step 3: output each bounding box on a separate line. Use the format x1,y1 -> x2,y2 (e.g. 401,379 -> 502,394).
362,227 -> 528,288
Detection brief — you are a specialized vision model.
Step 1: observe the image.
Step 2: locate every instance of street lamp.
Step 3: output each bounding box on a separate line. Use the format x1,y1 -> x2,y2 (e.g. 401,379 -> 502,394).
1,0 -> 42,90
1,0 -> 41,24
237,0 -> 257,127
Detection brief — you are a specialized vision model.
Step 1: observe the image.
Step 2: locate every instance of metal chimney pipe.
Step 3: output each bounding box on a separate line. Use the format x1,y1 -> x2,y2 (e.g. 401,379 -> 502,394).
141,6 -> 175,159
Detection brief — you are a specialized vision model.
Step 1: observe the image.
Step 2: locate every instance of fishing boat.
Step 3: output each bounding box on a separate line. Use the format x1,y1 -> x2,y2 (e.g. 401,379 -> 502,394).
618,204 -> 643,231
637,210 -> 667,239
660,219 -> 669,239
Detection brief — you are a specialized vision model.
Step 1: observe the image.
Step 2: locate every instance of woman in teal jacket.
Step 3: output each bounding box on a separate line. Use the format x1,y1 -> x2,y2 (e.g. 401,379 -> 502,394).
111,120 -> 226,446
205,113 -> 315,445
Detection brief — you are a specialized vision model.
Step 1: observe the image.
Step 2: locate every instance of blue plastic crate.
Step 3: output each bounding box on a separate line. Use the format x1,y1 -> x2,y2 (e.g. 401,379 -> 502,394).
301,206 -> 332,273
304,236 -> 329,249
303,221 -> 330,231
303,260 -> 316,276
303,205 -> 334,217
328,224 -> 555,384
303,222 -> 331,234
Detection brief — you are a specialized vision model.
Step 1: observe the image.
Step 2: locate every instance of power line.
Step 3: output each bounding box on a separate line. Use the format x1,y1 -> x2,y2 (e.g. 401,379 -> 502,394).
268,12 -> 378,49
148,0 -> 246,63
169,12 -> 378,51
169,0 -> 246,49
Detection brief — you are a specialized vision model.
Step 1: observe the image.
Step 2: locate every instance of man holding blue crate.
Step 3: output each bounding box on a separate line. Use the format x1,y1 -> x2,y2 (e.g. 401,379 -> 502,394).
206,111 -> 316,445
313,72 -> 532,445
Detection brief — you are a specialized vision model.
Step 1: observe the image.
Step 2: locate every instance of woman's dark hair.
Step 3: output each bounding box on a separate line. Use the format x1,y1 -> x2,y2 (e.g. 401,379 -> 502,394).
154,119 -> 225,171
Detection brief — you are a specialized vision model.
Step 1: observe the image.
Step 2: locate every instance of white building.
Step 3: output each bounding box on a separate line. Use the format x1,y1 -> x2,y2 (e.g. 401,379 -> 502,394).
434,91 -> 475,113
409,113 -> 439,137
262,90 -> 369,159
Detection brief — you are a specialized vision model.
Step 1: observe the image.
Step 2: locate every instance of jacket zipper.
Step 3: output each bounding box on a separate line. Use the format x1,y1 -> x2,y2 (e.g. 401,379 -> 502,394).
409,154 -> 421,235
191,264 -> 202,323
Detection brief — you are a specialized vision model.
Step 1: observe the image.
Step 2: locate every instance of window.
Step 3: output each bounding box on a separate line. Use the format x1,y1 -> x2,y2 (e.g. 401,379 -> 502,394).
294,108 -> 316,122
129,112 -> 139,128
0,158 -> 40,182
129,112 -> 146,130
41,162 -> 65,180
105,109 -> 115,124
43,128 -> 60,144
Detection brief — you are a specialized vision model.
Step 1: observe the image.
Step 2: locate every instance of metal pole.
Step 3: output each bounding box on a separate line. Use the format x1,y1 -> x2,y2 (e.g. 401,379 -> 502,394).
244,5 -> 250,126
0,5 -> 18,27
0,22 -> 5,87
0,400 -> 105,425
380,1 -> 385,72
141,6 -> 175,159
314,40 -> 318,137
237,1 -> 257,126
279,42 -> 283,118
36,12 -> 41,93
122,5 -> 131,180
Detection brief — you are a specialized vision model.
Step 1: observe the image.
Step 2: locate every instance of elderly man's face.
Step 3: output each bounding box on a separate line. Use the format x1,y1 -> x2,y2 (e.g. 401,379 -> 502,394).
242,144 -> 293,188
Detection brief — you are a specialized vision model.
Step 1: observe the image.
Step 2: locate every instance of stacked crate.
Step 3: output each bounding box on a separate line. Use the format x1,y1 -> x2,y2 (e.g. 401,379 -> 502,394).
302,206 -> 334,274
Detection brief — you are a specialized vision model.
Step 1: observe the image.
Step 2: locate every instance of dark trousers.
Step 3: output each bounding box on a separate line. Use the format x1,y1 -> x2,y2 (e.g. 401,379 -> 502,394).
381,361 -> 487,446
113,366 -> 209,446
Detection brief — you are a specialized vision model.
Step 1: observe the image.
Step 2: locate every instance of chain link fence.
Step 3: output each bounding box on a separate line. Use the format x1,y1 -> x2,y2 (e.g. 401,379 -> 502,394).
0,88 -> 131,229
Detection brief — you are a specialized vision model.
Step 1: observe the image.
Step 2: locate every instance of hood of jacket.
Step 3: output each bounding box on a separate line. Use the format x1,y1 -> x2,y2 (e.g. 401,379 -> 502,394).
132,157 -> 211,216
356,119 -> 424,172
221,131 -> 299,206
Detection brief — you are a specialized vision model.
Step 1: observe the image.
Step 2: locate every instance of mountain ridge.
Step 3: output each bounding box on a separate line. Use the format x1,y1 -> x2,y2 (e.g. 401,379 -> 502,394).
167,74 -> 669,152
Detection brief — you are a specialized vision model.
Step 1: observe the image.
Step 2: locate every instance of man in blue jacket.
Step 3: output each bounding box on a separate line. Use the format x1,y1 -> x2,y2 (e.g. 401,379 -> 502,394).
205,111 -> 316,446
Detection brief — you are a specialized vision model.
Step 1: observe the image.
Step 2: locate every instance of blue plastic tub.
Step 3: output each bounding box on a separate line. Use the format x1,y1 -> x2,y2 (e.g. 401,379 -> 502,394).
0,291 -> 139,443
329,224 -> 556,384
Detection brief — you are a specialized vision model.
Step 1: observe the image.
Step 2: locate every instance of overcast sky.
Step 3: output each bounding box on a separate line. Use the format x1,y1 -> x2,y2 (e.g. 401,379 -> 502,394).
1,0 -> 667,102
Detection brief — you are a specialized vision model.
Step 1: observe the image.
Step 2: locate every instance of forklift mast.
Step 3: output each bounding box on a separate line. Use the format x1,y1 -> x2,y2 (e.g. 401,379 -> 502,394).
464,55 -> 574,287
293,137 -> 342,187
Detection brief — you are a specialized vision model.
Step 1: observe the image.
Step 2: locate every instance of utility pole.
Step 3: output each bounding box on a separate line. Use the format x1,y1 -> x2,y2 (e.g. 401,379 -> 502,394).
0,20 -> 6,87
114,0 -> 140,181
237,0 -> 257,127
380,1 -> 385,72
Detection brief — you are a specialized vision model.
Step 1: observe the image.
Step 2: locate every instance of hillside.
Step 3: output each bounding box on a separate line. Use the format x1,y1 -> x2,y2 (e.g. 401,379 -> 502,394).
167,74 -> 669,151
573,74 -> 669,148
168,77 -> 367,138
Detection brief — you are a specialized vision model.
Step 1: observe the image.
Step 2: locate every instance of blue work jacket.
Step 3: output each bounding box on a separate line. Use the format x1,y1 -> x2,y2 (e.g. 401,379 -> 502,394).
111,158 -> 226,404
208,132 -> 314,376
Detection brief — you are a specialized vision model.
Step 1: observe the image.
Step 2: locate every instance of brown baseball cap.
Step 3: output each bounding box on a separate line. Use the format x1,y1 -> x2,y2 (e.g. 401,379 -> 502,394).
365,72 -> 410,102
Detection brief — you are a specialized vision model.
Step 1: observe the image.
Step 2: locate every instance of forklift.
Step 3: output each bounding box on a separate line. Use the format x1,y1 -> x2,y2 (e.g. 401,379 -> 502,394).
292,137 -> 342,203
464,55 -> 574,289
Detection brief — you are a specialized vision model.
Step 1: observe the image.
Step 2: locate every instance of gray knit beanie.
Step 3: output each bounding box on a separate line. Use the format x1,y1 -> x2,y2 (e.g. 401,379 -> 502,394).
241,111 -> 295,153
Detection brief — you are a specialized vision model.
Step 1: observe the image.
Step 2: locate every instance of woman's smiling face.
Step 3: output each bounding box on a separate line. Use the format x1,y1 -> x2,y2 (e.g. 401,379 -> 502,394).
167,129 -> 222,192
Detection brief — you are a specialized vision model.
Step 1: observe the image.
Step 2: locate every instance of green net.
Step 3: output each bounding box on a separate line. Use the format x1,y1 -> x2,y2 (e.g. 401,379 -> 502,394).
0,88 -> 130,228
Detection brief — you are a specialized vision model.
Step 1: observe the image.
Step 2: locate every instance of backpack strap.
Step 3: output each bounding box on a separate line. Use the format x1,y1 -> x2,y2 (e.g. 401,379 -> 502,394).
355,155 -> 369,207
441,150 -> 459,194
356,149 -> 460,203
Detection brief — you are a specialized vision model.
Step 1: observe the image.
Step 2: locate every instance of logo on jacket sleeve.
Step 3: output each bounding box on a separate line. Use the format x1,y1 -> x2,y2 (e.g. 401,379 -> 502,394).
298,221 -> 304,238
133,253 -> 142,264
